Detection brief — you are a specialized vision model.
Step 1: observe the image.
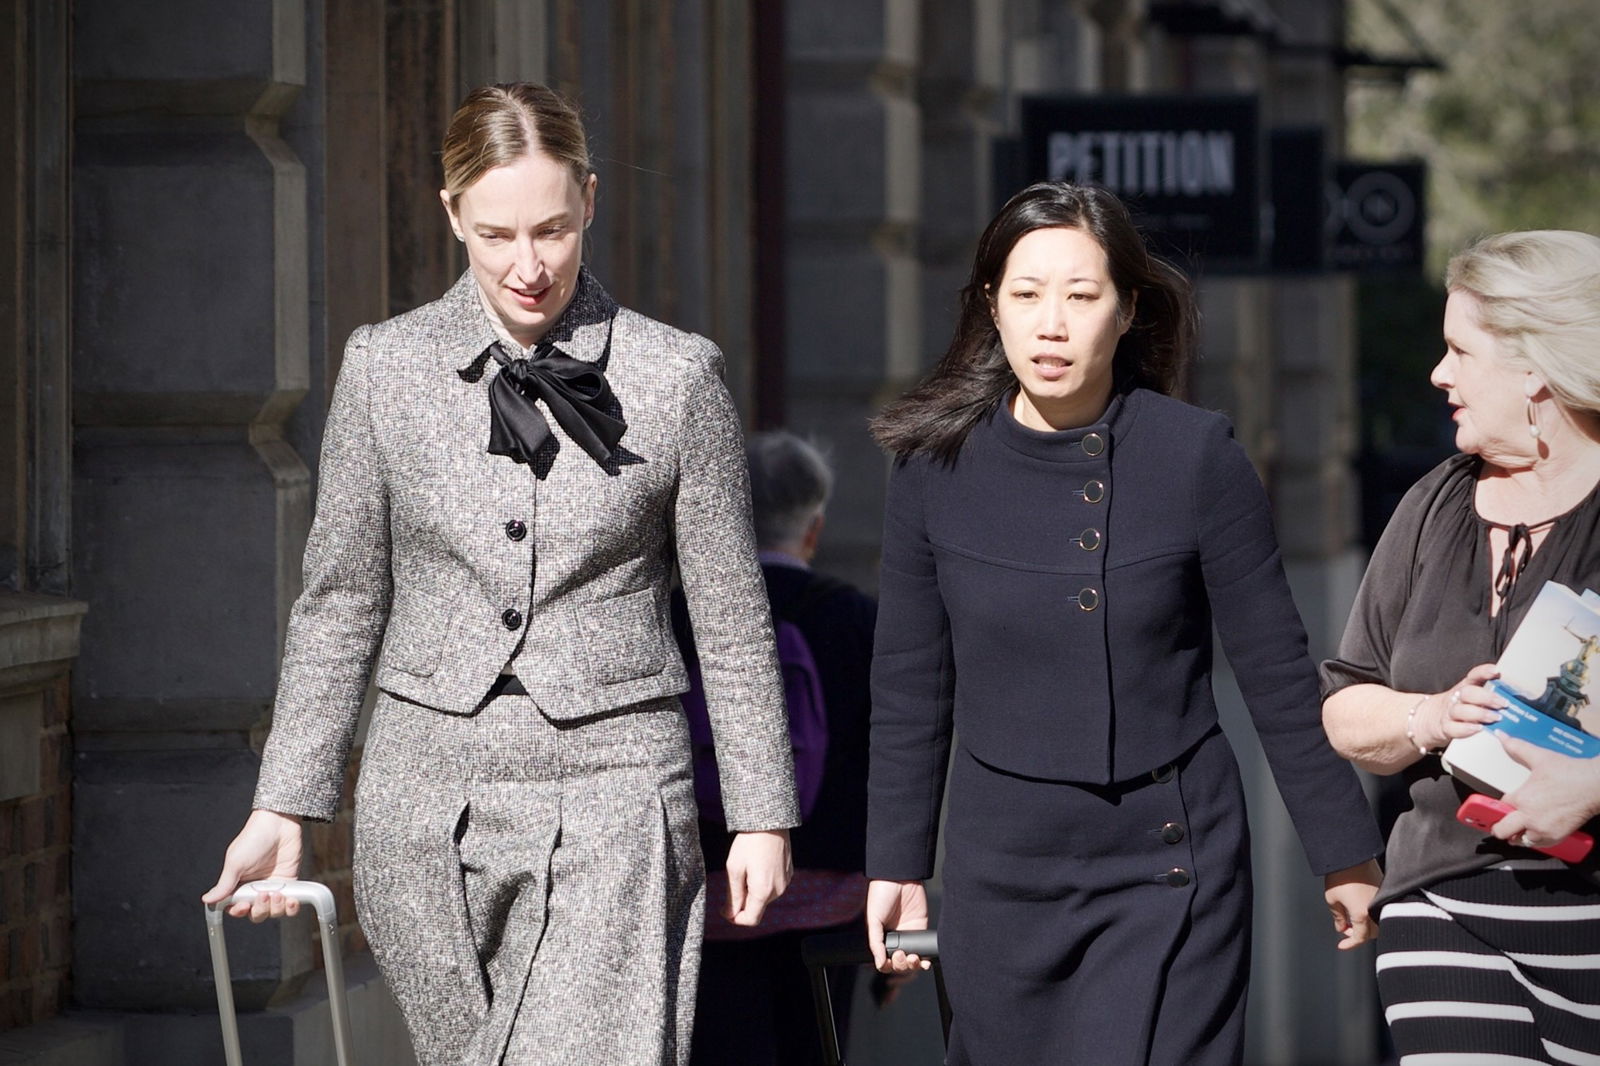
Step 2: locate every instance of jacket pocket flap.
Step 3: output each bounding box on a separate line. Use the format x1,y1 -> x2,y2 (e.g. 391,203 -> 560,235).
380,583 -> 457,677
577,588 -> 668,685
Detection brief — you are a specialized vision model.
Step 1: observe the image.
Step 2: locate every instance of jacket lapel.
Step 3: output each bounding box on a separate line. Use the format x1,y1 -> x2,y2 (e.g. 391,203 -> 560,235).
433,270 -> 500,377
429,273 -> 529,511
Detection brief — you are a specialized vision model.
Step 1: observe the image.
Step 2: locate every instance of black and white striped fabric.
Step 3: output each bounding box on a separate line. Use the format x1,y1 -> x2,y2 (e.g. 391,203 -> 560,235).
1377,866 -> 1600,1065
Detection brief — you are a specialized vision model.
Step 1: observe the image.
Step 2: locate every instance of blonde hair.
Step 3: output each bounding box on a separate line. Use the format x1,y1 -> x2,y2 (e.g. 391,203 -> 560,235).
1446,230 -> 1600,415
440,83 -> 592,205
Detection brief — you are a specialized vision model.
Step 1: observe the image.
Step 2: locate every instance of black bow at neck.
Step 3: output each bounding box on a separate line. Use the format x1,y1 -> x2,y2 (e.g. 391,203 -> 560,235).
458,340 -> 628,469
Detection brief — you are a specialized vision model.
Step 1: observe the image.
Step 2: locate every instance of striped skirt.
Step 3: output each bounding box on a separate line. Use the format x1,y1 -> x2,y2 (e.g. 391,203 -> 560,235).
1376,866 -> 1600,1065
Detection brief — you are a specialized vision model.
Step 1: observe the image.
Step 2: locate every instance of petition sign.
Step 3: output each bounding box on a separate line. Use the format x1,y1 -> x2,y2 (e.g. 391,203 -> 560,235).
1020,94 -> 1261,264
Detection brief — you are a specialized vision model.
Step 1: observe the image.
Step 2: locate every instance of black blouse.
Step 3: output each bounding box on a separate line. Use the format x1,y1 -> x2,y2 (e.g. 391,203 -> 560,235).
1321,452 -> 1600,905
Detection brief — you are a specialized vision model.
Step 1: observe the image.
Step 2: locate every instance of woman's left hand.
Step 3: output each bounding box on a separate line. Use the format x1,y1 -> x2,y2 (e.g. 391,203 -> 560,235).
723,828 -> 793,926
1324,859 -> 1382,950
1494,734 -> 1600,846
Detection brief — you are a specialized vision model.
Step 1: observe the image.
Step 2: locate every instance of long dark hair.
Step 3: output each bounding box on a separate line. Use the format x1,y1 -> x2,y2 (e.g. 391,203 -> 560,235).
870,182 -> 1197,462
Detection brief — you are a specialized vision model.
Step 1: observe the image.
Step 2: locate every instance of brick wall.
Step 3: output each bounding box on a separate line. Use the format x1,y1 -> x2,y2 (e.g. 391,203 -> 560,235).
0,676 -> 72,1031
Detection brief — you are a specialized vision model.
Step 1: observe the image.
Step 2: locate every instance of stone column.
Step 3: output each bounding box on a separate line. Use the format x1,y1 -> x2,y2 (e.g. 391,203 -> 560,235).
70,0 -> 314,1015
1007,0 -> 1106,97
917,0 -> 1002,363
701,0 -> 759,415
459,0 -> 551,91
2,0 -> 73,601
0,0 -> 88,1046
0,0 -> 73,601
785,0 -> 922,590
543,1 -> 758,419
385,0 -> 461,320
1256,2 -> 1382,1062
311,0 -> 388,451
1149,4 -> 1382,1063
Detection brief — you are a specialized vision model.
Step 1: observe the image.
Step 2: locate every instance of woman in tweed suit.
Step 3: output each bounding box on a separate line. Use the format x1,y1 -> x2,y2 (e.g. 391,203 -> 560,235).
203,83 -> 798,1066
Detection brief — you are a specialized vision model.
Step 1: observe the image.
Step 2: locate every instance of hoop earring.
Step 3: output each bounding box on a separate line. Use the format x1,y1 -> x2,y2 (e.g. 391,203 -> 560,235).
1527,397 -> 1542,439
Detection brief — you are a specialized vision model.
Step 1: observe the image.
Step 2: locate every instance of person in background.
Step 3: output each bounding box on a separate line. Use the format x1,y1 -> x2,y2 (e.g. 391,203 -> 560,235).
864,180 -> 1384,1065
202,82 -> 796,1066
677,431 -> 879,1066
1322,230 -> 1600,1064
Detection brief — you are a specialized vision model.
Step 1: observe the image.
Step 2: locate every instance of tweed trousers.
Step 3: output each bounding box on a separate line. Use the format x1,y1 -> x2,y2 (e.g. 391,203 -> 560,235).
354,690 -> 704,1066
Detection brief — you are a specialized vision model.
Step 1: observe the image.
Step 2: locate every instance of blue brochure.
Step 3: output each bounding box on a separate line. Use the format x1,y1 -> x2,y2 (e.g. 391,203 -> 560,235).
1442,581 -> 1600,796
1483,679 -> 1600,759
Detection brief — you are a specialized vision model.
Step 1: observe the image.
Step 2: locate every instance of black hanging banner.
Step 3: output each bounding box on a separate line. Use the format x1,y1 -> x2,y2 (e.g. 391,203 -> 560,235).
1328,161 -> 1427,273
1019,94 -> 1262,268
1268,127 -> 1329,272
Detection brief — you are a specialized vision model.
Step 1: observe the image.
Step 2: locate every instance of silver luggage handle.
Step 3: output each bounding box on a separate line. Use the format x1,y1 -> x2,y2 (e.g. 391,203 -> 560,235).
204,879 -> 355,1066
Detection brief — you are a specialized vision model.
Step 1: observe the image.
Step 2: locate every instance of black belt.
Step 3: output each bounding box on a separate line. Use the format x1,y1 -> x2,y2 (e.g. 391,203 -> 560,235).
488,673 -> 528,698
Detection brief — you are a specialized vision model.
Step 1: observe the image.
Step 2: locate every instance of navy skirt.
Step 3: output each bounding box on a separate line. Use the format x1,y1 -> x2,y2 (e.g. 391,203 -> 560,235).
939,724 -> 1251,1065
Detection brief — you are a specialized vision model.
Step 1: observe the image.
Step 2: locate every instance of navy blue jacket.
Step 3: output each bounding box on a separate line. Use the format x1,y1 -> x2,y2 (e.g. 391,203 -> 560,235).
866,388 -> 1383,881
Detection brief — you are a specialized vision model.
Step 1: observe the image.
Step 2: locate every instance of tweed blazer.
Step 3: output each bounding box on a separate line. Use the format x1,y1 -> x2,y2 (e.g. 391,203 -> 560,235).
254,268 -> 799,831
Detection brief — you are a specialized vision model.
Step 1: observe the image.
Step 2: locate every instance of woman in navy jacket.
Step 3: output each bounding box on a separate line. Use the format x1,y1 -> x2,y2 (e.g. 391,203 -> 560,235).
863,182 -> 1384,1064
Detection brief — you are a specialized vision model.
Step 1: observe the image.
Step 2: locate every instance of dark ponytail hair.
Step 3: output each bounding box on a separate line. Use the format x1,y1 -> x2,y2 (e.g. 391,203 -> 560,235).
870,181 -> 1197,462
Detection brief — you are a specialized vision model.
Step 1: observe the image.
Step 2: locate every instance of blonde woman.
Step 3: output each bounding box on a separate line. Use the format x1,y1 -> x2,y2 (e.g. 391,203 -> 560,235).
204,83 -> 796,1066
1322,230 -> 1600,1063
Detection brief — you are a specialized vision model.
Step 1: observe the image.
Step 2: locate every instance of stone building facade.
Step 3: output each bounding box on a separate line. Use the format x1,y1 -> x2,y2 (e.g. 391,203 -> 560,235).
1,1 -> 1379,1062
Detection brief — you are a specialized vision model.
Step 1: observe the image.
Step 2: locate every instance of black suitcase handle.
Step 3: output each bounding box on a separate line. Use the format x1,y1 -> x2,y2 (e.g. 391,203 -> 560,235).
885,929 -> 938,959
800,928 -> 939,966
801,928 -> 950,1066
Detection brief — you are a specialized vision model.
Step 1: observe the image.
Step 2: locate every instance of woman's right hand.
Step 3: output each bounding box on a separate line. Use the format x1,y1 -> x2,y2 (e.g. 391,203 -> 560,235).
201,809 -> 304,921
1496,734 -> 1600,845
865,878 -> 931,973
1410,663 -> 1507,752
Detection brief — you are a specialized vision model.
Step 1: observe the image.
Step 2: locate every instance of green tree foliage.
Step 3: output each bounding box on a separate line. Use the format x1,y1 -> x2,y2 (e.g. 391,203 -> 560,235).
1348,0 -> 1600,275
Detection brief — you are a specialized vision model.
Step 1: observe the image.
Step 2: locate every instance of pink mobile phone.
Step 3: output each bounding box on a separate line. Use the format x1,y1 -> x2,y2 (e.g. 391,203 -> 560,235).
1456,794 -> 1595,863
